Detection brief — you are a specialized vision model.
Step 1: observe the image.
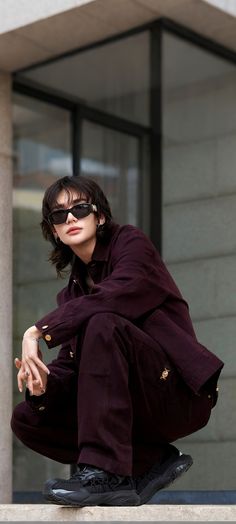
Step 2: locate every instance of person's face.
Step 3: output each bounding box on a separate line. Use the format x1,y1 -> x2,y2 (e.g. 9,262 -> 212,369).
50,189 -> 104,251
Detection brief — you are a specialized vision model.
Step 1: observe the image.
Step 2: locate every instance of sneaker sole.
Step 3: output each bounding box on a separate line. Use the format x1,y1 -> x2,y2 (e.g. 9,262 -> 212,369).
43,488 -> 140,507
139,454 -> 193,505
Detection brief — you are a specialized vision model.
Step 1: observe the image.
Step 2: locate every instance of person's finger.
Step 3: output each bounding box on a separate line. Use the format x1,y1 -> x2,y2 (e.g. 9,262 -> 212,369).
26,373 -> 34,395
29,356 -> 50,376
17,369 -> 25,393
23,359 -> 44,389
32,379 -> 45,393
27,373 -> 45,395
15,359 -> 36,392
15,358 -> 29,378
14,358 -> 22,370
22,349 -> 49,376
21,355 -> 35,376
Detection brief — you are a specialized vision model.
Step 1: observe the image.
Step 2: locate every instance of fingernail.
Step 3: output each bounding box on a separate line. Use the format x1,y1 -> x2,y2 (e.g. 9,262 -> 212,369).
19,388 -> 22,393
47,370 -> 50,375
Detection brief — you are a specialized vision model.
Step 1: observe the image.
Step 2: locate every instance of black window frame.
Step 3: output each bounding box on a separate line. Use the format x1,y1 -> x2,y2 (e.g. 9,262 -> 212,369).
13,17 -> 236,250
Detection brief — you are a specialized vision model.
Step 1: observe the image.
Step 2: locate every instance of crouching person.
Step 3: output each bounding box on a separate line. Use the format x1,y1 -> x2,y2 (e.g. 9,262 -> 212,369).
12,175 -> 223,506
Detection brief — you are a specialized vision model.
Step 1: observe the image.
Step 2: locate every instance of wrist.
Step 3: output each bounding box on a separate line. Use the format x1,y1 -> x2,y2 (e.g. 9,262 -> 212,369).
23,326 -> 42,341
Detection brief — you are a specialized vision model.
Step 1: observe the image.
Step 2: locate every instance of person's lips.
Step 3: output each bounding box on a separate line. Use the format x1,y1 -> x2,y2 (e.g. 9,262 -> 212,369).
67,227 -> 82,235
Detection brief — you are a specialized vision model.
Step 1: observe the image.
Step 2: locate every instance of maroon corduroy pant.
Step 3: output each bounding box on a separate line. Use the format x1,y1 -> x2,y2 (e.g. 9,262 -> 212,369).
11,313 -> 214,476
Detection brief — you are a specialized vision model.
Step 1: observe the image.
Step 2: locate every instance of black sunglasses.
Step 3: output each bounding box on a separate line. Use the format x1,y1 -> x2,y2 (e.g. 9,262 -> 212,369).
48,203 -> 97,225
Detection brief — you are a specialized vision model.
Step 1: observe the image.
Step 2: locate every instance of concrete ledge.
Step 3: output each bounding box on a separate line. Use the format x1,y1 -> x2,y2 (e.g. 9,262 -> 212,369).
0,505 -> 236,521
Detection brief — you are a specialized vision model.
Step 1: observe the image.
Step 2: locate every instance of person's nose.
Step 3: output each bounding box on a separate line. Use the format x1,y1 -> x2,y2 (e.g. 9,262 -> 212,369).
66,211 -> 77,223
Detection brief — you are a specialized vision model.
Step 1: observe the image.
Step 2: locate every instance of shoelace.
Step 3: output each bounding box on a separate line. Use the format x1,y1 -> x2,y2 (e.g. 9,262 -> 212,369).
80,465 -> 104,477
71,466 -> 126,489
69,466 -> 106,483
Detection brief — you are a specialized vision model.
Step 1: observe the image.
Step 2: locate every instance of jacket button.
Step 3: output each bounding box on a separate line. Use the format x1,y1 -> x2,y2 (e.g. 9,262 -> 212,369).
45,334 -> 52,341
160,368 -> 170,380
69,351 -> 74,359
38,406 -> 45,411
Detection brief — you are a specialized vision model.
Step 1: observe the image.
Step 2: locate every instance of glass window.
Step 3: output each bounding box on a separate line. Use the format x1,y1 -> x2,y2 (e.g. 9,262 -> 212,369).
19,31 -> 150,126
162,31 -> 236,490
12,28 -> 151,499
81,120 -> 140,225
13,93 -> 72,493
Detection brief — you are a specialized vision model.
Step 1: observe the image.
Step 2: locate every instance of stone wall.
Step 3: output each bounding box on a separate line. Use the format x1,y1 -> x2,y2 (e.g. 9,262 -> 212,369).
162,32 -> 236,489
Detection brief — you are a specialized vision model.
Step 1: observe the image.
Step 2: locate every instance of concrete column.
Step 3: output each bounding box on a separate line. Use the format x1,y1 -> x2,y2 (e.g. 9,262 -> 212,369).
0,72 -> 13,503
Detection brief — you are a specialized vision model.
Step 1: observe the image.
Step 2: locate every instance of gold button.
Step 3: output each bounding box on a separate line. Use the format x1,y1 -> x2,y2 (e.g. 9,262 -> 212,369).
38,406 -> 45,411
45,334 -> 52,341
69,351 -> 74,359
42,325 -> 48,329
160,368 -> 170,380
208,394 -> 212,399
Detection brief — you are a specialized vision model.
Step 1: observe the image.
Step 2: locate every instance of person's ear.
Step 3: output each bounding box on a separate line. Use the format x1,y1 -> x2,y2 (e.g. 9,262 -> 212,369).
51,225 -> 58,238
97,214 -> 105,227
50,227 -> 61,245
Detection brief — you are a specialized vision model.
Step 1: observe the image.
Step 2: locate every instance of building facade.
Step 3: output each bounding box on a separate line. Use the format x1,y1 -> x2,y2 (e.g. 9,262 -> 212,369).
0,0 -> 236,503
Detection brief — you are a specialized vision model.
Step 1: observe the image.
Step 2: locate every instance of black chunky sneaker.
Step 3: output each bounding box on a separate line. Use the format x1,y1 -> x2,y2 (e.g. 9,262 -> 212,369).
43,464 -> 140,506
135,444 -> 193,504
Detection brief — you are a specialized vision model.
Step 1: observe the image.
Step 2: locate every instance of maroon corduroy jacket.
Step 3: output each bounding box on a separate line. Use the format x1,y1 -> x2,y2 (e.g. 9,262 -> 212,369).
35,223 -> 224,395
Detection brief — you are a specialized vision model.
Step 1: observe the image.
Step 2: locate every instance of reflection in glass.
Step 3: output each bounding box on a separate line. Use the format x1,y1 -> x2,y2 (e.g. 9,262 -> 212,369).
162,31 -> 236,490
81,120 -> 139,225
13,93 -> 72,492
20,31 -> 150,126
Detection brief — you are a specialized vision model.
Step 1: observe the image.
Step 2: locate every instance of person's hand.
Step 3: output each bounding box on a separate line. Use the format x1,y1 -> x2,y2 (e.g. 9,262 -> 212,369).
15,349 -> 48,396
20,326 -> 50,394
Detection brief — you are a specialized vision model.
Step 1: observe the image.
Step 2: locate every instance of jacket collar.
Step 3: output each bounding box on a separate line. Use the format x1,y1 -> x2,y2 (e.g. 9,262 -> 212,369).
91,221 -> 119,262
71,221 -> 120,278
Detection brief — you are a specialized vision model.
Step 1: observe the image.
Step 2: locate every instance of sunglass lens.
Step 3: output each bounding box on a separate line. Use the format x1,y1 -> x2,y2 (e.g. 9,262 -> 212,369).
50,210 -> 67,224
73,204 -> 91,219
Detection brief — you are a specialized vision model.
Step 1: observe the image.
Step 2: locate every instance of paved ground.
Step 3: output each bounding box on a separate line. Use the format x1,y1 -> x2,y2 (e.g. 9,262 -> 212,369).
0,504 -> 236,521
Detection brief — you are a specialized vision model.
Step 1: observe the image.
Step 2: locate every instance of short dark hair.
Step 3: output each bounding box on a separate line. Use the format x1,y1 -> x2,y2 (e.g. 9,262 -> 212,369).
41,175 -> 113,276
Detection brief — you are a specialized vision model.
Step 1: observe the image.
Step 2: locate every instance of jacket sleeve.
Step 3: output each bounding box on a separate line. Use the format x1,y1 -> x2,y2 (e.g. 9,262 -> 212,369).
35,226 -> 183,349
